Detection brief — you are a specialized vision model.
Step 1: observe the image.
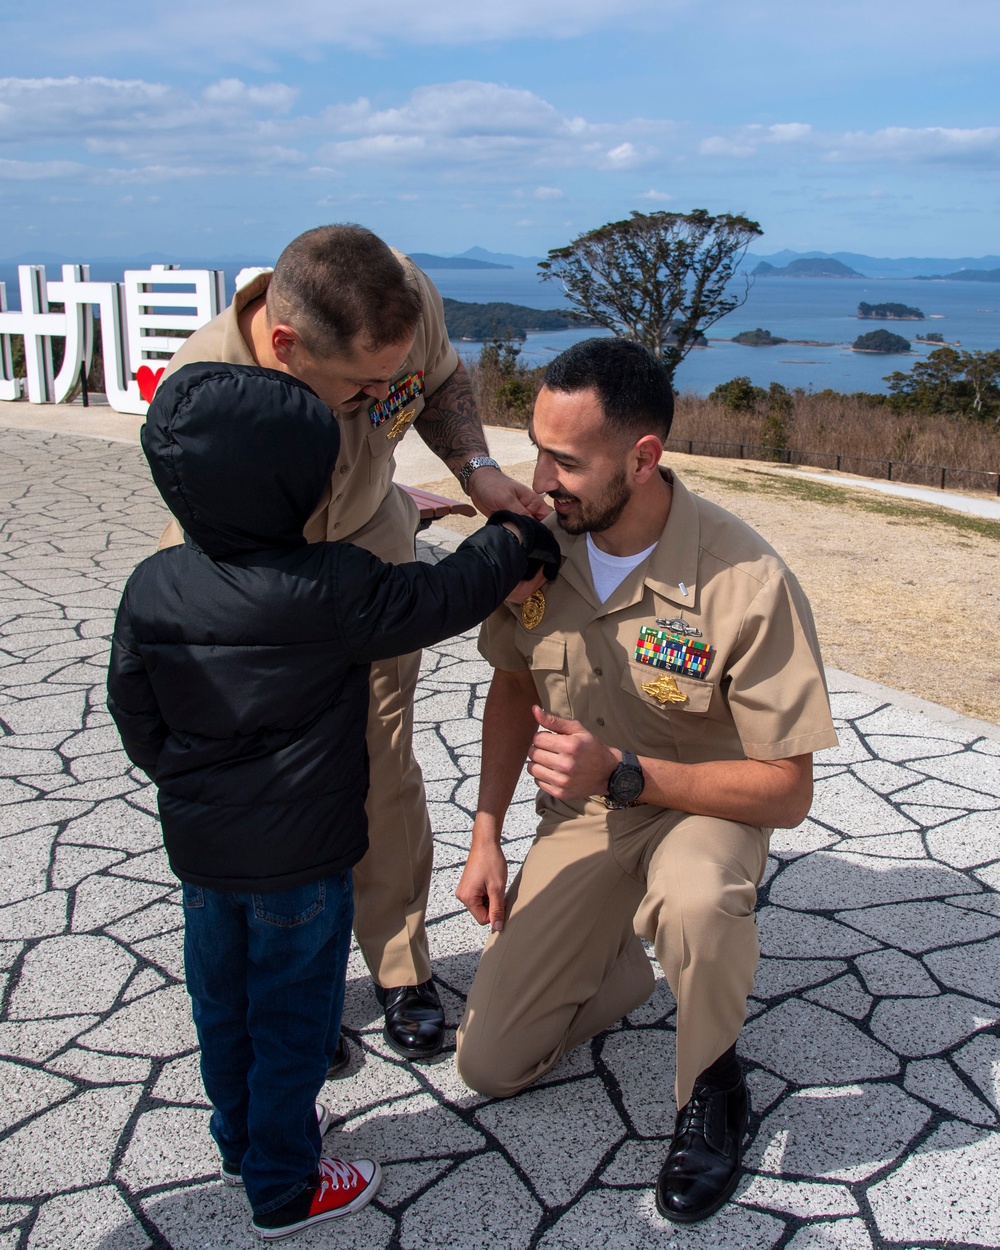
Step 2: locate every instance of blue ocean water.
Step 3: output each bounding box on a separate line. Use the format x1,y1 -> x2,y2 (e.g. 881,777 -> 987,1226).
2,260 -> 998,398
433,269 -> 1000,396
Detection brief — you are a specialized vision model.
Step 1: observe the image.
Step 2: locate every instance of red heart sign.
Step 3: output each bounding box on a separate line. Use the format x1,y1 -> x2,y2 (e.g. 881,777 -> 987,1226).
137,365 -> 165,403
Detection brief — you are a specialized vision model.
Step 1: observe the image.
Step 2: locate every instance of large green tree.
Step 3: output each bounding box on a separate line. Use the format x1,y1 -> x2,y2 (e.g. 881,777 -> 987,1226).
538,209 -> 763,384
885,347 -> 1000,420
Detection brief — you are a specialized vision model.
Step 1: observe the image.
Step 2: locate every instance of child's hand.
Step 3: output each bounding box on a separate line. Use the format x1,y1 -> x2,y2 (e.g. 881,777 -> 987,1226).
505,566 -> 547,606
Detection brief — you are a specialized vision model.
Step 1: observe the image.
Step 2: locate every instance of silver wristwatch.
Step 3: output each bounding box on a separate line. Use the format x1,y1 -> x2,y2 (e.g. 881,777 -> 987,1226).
458,456 -> 501,495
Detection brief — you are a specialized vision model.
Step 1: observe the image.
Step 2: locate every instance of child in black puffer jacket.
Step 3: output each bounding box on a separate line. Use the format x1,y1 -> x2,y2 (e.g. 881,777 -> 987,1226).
107,362 -> 559,1239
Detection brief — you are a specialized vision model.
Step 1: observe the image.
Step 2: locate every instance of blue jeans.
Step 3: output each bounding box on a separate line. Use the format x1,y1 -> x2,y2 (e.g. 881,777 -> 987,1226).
182,872 -> 353,1214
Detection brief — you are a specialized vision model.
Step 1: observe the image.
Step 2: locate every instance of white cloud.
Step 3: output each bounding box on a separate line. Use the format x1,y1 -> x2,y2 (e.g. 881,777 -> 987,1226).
0,76 -> 667,187
0,76 -> 313,182
816,188 -> 890,203
0,156 -> 88,180
768,123 -> 812,143
316,83 -> 664,176
3,75 -> 994,202
18,0 -> 1000,78
0,77 -> 173,143
699,135 -> 757,158
825,126 -> 1000,164
54,0 -> 686,60
606,142 -> 638,165
102,164 -> 218,184
202,79 -> 298,111
697,121 -> 1000,170
322,82 -> 567,139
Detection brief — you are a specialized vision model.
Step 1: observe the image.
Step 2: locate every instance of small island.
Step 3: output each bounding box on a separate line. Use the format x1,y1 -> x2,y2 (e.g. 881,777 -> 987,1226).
442,298 -> 584,341
915,332 -> 946,344
858,301 -> 924,321
852,329 -> 911,354
732,327 -> 788,346
753,258 -> 863,278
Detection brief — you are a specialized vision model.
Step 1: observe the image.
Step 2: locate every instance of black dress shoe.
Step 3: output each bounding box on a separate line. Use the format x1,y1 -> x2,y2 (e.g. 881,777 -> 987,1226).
655,1071 -> 749,1223
325,1034 -> 350,1079
374,980 -> 445,1060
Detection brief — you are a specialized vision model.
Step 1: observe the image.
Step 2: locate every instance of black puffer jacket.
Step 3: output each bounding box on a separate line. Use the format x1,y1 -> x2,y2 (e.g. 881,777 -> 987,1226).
107,363 -> 557,892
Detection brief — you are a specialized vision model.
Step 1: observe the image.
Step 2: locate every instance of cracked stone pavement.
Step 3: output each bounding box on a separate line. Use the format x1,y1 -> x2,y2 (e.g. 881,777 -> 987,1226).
2,423 -> 1000,1249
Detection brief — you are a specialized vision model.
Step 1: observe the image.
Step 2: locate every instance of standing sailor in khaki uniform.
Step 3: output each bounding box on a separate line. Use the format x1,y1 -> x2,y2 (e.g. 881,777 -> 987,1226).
455,338 -> 837,1223
158,225 -> 547,1061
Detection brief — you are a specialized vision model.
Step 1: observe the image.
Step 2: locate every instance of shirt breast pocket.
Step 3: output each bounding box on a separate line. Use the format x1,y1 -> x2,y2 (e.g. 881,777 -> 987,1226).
522,635 -> 574,720
366,395 -> 426,484
619,661 -> 716,758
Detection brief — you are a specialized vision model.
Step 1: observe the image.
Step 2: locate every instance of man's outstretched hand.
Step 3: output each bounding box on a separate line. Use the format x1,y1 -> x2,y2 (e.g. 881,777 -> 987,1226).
470,467 -> 550,521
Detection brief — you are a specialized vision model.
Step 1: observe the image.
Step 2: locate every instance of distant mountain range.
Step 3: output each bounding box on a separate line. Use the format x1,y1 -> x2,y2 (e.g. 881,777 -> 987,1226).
0,246 -> 544,282
743,250 -> 1000,279
409,253 -> 511,270
3,246 -> 999,287
459,247 -> 544,269
408,248 -> 545,270
919,268 -> 1000,283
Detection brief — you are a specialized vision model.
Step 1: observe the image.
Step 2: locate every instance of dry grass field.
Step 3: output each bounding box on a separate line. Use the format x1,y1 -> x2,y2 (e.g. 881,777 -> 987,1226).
670,390 -> 1000,491
469,358 -> 1000,489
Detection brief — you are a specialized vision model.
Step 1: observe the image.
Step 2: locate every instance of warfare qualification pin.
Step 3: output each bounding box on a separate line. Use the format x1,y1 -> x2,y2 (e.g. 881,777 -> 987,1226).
387,407 -> 416,441
641,673 -> 688,705
521,589 -> 546,630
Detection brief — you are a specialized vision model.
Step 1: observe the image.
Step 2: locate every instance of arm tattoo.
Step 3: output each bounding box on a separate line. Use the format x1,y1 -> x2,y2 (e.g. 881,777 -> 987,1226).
413,362 -> 490,475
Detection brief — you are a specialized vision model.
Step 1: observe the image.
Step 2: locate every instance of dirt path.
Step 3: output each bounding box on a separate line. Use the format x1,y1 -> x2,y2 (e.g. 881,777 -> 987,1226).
418,453 -> 1000,725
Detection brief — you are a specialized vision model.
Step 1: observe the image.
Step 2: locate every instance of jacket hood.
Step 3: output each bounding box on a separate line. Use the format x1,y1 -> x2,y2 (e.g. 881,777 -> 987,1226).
142,363 -> 340,557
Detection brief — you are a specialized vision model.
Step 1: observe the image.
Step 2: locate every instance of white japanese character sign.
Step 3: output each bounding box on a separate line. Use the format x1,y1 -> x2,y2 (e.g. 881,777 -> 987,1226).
0,261 -> 228,414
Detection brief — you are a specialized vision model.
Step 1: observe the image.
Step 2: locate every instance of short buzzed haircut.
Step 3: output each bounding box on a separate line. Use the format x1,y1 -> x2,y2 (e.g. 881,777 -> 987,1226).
266,224 -> 423,358
543,337 -> 674,441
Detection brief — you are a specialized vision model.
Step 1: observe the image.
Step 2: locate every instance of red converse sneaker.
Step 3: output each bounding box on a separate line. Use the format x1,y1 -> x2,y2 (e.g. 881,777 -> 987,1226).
220,1103 -> 333,1188
251,1155 -> 381,1239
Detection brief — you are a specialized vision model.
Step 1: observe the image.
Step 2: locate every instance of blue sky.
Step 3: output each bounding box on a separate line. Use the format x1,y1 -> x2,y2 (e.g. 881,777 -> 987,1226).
2,0 -> 998,262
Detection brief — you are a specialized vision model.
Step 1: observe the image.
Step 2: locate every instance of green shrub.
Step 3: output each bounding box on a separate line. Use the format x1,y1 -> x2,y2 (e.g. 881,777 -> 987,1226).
709,376 -> 766,412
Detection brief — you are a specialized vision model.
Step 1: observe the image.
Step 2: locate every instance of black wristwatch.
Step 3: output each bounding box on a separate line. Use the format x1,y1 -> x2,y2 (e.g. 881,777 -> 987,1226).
606,750 -> 644,807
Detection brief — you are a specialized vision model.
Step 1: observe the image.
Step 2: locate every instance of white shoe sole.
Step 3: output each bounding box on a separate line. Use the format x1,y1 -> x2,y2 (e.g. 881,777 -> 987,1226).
252,1162 -> 382,1239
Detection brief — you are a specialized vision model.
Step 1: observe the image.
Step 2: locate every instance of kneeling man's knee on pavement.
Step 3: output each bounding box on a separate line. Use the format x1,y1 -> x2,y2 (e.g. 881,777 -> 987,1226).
636,815 -> 768,952
455,1024 -> 540,1100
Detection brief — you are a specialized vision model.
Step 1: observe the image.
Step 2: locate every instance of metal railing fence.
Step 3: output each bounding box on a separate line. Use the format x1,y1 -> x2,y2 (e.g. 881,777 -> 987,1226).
664,438 -> 1000,497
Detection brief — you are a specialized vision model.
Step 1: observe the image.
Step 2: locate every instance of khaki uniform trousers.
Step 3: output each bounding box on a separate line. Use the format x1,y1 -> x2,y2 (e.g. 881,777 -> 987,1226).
330,485 -> 434,988
456,801 -> 770,1109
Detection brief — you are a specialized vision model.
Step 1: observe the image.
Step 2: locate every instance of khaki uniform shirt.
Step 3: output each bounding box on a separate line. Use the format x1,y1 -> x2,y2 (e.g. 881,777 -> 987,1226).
480,471 -> 838,815
160,256 -> 459,545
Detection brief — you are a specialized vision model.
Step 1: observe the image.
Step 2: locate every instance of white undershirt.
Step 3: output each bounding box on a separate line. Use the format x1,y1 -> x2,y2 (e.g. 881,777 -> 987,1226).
586,533 -> 657,603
